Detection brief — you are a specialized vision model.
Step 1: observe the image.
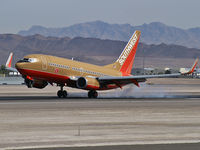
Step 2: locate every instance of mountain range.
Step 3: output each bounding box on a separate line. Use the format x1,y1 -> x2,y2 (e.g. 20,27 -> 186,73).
0,34 -> 199,68
18,21 -> 200,49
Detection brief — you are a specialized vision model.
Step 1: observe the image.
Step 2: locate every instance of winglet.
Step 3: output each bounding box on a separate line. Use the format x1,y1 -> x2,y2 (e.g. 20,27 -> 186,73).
6,52 -> 13,68
181,58 -> 198,75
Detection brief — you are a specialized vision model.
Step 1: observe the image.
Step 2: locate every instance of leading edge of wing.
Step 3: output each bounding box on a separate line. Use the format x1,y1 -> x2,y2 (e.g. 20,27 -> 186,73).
5,67 -> 18,72
98,73 -> 181,81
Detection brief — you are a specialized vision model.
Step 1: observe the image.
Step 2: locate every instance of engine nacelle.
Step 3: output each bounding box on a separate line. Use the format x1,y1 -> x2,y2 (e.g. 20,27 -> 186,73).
76,77 -> 100,89
76,77 -> 87,88
32,79 -> 48,89
24,78 -> 48,89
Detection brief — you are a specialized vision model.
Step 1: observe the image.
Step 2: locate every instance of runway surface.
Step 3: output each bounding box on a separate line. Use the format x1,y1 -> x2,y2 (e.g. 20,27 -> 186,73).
20,143 -> 200,150
1,97 -> 200,149
0,79 -> 200,149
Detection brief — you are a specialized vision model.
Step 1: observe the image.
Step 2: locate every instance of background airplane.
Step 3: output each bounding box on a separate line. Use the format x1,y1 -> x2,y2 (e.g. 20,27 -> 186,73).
5,52 -> 18,72
11,30 -> 198,98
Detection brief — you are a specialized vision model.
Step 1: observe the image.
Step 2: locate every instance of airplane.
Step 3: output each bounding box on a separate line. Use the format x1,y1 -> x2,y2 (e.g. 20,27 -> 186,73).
13,30 -> 198,98
5,52 -> 18,72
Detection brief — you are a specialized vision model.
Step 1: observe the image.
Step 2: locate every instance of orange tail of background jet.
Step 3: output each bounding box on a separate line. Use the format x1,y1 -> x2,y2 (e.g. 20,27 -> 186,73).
104,31 -> 141,76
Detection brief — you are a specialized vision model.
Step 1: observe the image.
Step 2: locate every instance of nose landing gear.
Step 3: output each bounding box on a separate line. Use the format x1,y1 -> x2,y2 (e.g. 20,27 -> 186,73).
57,86 -> 68,98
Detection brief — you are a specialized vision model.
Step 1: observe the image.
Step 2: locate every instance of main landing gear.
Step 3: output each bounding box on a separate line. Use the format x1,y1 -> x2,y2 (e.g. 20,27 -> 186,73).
88,90 -> 98,98
57,86 -> 68,98
57,86 -> 98,98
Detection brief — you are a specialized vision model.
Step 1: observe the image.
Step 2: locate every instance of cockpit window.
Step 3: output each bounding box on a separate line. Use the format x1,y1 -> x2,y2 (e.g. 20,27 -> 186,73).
17,58 -> 38,63
28,58 -> 38,63
17,58 -> 29,63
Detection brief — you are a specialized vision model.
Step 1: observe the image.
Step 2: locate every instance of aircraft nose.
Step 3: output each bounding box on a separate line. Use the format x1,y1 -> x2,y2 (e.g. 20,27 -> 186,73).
15,62 -> 23,69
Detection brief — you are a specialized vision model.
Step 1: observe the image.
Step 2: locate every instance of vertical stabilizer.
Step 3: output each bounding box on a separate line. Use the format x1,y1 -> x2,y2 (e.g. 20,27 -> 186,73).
6,52 -> 13,68
104,31 -> 141,76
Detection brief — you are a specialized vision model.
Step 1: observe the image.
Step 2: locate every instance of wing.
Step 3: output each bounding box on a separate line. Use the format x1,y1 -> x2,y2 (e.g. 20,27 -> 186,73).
6,67 -> 18,72
98,59 -> 198,87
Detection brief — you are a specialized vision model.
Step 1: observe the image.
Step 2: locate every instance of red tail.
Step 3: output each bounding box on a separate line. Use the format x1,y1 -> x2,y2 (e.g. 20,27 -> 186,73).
104,31 -> 141,76
120,35 -> 140,75
6,52 -> 13,68
117,31 -> 141,75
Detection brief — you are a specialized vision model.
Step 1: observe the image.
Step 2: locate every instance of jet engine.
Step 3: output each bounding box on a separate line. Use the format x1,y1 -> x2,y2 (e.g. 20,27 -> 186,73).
32,79 -> 48,89
24,78 -> 48,89
76,77 -> 100,89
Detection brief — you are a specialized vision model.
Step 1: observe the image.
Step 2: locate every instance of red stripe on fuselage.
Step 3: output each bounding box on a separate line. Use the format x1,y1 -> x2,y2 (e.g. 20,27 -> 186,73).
17,68 -> 123,90
17,68 -> 70,84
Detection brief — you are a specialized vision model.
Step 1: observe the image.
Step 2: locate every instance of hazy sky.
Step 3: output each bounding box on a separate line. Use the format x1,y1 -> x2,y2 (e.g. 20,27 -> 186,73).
1,0 -> 200,33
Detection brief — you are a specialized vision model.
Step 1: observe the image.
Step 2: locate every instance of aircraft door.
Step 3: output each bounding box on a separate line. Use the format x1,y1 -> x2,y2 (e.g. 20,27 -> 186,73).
41,56 -> 48,70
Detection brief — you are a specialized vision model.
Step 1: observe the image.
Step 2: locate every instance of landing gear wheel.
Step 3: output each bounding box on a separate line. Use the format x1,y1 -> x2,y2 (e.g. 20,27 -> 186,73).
57,86 -> 68,98
62,90 -> 68,98
57,90 -> 63,98
88,90 -> 98,98
24,78 -> 32,88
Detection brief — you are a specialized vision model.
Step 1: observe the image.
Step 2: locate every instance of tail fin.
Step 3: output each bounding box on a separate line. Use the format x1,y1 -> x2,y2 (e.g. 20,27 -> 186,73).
5,52 -> 18,72
104,30 -> 141,76
6,52 -> 13,68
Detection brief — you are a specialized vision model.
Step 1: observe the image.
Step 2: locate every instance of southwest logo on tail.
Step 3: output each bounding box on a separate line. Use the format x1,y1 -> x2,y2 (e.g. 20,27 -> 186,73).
9,30 -> 197,98
105,31 -> 140,75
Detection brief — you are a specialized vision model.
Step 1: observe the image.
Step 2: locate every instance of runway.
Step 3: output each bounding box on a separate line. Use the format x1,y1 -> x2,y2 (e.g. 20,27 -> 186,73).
0,79 -> 200,149
20,143 -> 200,150
1,97 -> 200,149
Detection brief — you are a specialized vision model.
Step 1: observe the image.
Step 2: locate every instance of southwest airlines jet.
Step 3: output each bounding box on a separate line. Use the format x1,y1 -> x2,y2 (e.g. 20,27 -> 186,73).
6,31 -> 198,98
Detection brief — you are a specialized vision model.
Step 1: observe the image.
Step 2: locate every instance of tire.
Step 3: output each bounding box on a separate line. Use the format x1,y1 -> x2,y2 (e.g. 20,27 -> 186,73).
93,91 -> 98,98
57,90 -> 63,98
88,90 -> 98,98
88,91 -> 92,98
25,79 -> 32,88
63,90 -> 68,98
